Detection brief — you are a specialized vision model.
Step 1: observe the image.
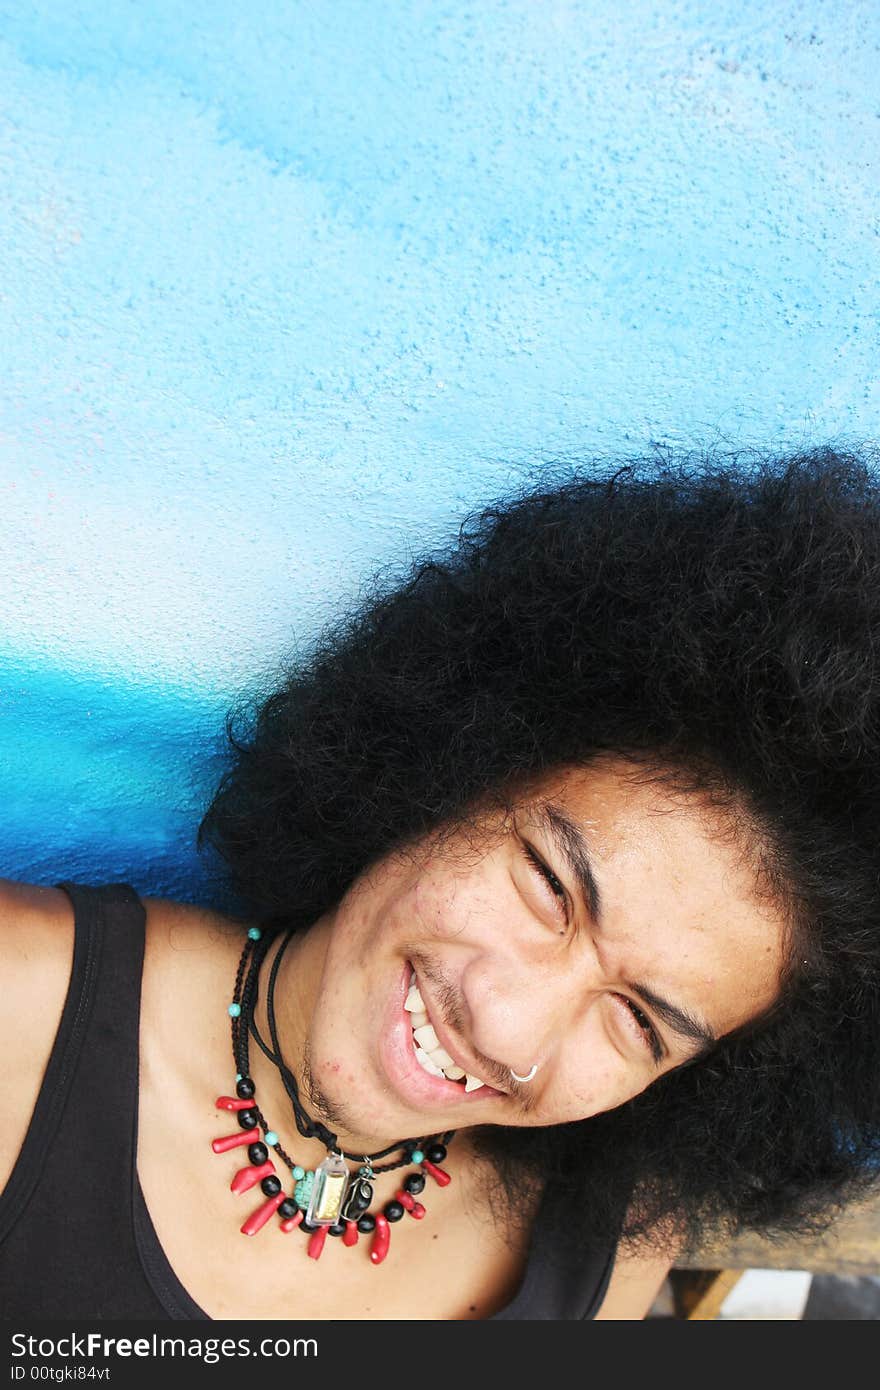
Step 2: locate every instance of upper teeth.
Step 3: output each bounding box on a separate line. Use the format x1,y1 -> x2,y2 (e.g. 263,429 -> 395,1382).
405,978 -> 485,1090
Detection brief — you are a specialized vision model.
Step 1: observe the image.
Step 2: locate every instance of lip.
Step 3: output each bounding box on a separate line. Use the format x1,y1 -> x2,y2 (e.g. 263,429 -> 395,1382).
377,962 -> 505,1110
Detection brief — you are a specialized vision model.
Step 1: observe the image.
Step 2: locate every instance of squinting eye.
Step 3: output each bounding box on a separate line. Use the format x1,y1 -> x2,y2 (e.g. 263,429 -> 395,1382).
615,994 -> 663,1064
520,841 -> 569,923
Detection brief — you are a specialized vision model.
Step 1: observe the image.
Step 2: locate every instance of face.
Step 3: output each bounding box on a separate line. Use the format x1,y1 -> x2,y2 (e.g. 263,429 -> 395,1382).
290,758 -> 786,1148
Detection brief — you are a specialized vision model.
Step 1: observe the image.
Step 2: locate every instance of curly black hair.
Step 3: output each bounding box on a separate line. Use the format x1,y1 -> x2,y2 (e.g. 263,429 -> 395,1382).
198,444 -> 880,1261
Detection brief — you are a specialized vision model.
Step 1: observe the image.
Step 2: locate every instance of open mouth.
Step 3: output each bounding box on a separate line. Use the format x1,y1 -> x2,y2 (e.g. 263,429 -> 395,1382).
404,966 -> 495,1094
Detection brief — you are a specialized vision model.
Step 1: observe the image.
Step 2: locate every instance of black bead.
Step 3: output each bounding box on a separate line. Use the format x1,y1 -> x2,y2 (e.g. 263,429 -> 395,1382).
328,1221 -> 346,1237
426,1143 -> 447,1163
278,1198 -> 298,1219
261,1176 -> 282,1196
403,1172 -> 426,1195
237,1109 -> 259,1130
300,1219 -> 320,1234
384,1200 -> 405,1222
248,1142 -> 269,1166
356,1213 -> 376,1234
236,1076 -> 256,1100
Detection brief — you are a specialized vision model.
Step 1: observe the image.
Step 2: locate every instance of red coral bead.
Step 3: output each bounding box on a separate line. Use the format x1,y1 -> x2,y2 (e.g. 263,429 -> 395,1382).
280,1210 -> 304,1233
212,1130 -> 258,1154
307,1226 -> 329,1260
231,1160 -> 276,1194
409,1201 -> 426,1220
215,1095 -> 258,1111
370,1213 -> 390,1265
421,1159 -> 451,1186
343,1220 -> 359,1247
240,1193 -> 285,1236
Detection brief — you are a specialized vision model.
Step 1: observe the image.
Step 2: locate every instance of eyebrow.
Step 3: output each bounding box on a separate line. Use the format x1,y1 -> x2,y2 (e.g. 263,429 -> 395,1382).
539,802 -> 604,924
537,800 -> 718,1059
625,982 -> 716,1057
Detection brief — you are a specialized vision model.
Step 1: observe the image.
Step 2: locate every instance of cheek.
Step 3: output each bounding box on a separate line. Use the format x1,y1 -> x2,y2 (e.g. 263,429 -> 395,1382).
412,874 -> 446,934
302,1035 -> 376,1118
559,1067 -> 618,1119
412,865 -> 483,938
548,1020 -> 652,1123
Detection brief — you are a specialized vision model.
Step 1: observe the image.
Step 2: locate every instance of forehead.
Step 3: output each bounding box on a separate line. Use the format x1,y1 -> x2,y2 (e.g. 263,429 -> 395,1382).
524,759 -> 787,1037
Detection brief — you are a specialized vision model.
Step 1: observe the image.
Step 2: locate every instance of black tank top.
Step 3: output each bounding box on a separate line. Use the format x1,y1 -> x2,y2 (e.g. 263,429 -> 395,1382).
0,882 -> 617,1320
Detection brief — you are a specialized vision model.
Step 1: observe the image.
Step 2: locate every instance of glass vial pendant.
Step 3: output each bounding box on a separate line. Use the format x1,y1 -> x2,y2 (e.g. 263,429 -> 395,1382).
306,1153 -> 351,1226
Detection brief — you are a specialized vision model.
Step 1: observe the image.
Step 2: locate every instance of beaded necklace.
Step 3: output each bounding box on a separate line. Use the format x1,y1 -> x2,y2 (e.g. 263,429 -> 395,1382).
211,924 -> 456,1264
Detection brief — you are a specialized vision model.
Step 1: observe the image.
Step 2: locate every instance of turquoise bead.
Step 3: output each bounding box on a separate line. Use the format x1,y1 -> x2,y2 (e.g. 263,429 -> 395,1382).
227,1003 -> 241,1018
294,1172 -> 315,1206
264,1131 -> 279,1146
235,1073 -> 242,1082
411,1149 -> 424,1163
291,1165 -> 305,1180
247,927 -> 262,940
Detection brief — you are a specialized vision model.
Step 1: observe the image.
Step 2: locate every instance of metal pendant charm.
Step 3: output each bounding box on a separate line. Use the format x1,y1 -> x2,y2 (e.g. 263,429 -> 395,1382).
342,1176 -> 374,1221
305,1153 -> 351,1226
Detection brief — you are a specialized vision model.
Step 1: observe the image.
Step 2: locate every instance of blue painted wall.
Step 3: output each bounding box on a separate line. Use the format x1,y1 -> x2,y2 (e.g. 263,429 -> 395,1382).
0,1 -> 877,905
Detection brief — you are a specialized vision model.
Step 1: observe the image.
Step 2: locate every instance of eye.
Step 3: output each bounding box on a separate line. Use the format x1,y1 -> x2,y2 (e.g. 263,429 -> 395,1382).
614,994 -> 663,1065
520,841 -> 569,927
519,839 -> 663,1062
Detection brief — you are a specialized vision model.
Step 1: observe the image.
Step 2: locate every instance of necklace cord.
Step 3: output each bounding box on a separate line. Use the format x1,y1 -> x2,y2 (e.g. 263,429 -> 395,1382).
264,929 -> 337,1148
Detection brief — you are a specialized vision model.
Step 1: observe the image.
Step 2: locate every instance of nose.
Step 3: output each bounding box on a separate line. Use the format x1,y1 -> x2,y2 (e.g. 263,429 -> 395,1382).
463,946 -> 596,1077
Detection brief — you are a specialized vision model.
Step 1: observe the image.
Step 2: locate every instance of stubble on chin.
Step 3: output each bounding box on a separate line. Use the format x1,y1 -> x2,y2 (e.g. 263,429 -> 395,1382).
300,1039 -> 360,1135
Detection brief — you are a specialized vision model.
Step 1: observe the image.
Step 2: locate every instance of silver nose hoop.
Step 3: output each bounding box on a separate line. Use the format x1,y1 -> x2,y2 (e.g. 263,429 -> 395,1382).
509,1063 -> 539,1083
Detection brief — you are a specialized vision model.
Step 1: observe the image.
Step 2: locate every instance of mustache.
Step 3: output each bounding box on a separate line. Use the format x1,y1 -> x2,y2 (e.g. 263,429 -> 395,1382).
408,950 -> 540,1114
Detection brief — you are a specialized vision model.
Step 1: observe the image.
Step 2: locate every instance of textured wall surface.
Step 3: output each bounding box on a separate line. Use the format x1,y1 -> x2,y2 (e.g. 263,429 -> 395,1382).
0,1 -> 877,903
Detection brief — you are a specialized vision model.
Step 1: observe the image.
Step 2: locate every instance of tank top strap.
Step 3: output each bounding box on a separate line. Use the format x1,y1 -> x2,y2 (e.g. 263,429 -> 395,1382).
0,882 -> 151,1315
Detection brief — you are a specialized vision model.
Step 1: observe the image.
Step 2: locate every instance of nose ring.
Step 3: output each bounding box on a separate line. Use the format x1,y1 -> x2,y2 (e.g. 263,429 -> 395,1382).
509,1063 -> 539,1083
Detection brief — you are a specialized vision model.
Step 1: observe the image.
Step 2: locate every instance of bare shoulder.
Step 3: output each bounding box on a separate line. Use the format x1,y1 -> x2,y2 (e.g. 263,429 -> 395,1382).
0,876 -> 73,932
0,879 -> 76,1194
593,1238 -> 676,1320
0,878 -> 75,1007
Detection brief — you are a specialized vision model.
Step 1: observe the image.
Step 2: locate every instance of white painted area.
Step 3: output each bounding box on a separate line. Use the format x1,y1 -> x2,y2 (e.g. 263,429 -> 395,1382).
1,3 -> 878,694
719,1269 -> 813,1320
